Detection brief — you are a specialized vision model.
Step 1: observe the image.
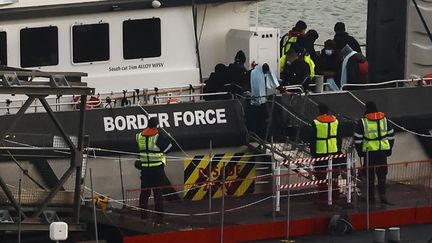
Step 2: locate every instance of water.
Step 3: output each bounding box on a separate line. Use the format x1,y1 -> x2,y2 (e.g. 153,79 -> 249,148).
250,0 -> 368,47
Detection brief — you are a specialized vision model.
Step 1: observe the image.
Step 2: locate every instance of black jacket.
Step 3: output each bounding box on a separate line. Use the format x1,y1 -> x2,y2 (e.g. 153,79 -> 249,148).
334,32 -> 362,53
280,57 -> 310,88
226,62 -> 248,91
316,50 -> 341,86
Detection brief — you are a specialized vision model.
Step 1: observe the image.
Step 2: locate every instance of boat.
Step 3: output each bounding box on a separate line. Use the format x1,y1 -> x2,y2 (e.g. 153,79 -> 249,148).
0,0 -> 431,242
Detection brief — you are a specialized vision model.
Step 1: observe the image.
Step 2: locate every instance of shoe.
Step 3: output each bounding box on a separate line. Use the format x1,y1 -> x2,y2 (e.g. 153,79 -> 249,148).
379,195 -> 394,205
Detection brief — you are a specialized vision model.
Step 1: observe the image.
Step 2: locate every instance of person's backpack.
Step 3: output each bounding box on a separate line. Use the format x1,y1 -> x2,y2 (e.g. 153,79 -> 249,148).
328,210 -> 353,235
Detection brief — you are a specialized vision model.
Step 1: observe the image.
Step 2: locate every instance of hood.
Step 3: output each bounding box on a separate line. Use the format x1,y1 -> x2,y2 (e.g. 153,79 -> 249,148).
141,128 -> 159,136
365,112 -> 385,121
288,30 -> 304,37
341,44 -> 354,58
316,114 -> 337,123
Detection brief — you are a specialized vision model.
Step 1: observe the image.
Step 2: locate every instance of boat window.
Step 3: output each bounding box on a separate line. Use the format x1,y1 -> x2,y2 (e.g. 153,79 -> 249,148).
72,23 -> 109,63
0,31 -> 6,66
20,26 -> 58,68
123,18 -> 161,59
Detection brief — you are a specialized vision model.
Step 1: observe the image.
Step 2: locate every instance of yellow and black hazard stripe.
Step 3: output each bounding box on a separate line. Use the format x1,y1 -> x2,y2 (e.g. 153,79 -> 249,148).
183,152 -> 255,201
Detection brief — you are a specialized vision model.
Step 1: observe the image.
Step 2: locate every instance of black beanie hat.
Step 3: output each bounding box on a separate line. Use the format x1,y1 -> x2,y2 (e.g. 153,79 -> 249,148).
365,101 -> 378,114
234,50 -> 246,63
318,103 -> 329,115
334,22 -> 346,33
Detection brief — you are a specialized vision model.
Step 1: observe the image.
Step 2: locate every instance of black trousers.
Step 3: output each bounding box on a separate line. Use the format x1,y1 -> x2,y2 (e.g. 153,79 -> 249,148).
364,165 -> 388,197
139,165 -> 167,218
314,158 -> 344,201
363,154 -> 388,197
247,103 -> 268,138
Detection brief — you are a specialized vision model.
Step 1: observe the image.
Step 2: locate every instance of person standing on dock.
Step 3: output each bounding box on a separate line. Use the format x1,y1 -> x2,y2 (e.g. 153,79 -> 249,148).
354,101 -> 395,205
136,117 -> 173,222
310,103 -> 342,205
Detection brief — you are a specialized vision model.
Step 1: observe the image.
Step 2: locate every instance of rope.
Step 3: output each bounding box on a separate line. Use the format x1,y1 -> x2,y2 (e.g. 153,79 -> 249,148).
347,91 -> 432,138
84,186 -> 273,217
274,101 -> 311,126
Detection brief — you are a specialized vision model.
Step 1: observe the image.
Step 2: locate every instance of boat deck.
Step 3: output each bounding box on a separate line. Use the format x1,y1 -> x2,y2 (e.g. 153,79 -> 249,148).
82,182 -> 432,242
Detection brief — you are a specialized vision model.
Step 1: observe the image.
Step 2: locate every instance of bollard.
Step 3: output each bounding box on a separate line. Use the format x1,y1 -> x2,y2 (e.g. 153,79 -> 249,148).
388,227 -> 400,243
314,75 -> 324,93
373,228 -> 385,243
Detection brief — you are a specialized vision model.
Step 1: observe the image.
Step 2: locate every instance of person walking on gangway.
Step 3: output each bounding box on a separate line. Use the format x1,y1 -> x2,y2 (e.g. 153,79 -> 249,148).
135,117 -> 172,222
354,101 -> 395,205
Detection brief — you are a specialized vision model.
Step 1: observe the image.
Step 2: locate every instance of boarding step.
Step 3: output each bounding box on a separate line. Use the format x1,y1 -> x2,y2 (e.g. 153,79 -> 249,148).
247,133 -> 314,181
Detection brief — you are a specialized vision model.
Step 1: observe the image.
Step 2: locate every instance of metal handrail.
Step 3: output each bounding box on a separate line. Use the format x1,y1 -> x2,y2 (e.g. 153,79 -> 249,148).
282,85 -> 304,93
155,92 -> 229,100
341,78 -> 432,90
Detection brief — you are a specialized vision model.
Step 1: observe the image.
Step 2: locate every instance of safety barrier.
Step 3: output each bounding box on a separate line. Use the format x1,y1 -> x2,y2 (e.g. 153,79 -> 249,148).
122,159 -> 432,214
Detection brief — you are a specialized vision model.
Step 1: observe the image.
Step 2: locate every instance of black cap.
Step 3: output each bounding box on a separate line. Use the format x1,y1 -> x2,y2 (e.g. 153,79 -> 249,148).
334,22 -> 346,33
148,117 -> 159,128
365,101 -> 378,114
318,103 -> 329,115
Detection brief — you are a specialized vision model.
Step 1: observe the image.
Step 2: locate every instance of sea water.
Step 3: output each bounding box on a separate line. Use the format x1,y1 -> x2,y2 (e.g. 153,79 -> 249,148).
250,0 -> 367,47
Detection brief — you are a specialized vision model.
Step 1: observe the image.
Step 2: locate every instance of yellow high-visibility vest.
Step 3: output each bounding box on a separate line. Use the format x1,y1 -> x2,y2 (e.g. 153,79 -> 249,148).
313,119 -> 339,154
280,36 -> 298,73
136,133 -> 166,167
361,118 -> 391,152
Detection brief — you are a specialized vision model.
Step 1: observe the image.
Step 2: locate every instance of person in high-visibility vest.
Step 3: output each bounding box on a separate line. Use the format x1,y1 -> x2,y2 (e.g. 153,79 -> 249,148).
280,43 -> 311,88
135,117 -> 172,222
310,103 -> 342,204
354,101 -> 395,205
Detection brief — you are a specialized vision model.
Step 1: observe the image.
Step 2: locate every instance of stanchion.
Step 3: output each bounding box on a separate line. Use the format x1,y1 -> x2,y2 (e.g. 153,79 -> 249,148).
220,160 -> 226,243
366,151 -> 370,230
90,168 -> 99,243
347,153 -> 352,204
208,140 -> 213,224
285,160 -> 291,241
327,158 -> 333,205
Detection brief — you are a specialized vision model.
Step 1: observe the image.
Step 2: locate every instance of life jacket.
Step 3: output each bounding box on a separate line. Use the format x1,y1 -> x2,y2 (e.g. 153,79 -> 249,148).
73,95 -> 102,110
136,128 -> 165,167
360,112 -> 391,152
313,115 -> 339,154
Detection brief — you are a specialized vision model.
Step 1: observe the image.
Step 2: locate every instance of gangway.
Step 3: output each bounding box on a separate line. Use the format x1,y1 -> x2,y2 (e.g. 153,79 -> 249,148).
0,69 -> 94,232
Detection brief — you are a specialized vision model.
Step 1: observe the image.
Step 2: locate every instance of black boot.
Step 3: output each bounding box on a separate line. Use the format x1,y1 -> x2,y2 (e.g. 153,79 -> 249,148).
379,195 -> 393,205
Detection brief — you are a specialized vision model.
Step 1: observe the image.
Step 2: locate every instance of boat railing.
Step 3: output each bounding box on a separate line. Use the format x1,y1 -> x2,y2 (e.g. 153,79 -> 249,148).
0,84 -> 208,114
341,78 -> 432,90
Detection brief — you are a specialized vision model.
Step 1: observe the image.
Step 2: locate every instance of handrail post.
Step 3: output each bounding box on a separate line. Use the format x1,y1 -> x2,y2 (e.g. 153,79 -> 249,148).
327,157 -> 333,205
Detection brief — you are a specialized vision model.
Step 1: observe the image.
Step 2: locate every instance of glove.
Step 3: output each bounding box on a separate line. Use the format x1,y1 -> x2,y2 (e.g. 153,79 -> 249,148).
277,85 -> 289,94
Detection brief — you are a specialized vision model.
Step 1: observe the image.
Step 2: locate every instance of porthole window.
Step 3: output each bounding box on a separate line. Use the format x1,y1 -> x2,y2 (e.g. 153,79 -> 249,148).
20,26 -> 58,68
72,23 -> 110,63
123,18 -> 161,59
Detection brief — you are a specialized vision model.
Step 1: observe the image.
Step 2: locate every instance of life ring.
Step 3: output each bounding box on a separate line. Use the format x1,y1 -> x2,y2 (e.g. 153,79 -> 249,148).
421,73 -> 432,85
73,95 -> 102,110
